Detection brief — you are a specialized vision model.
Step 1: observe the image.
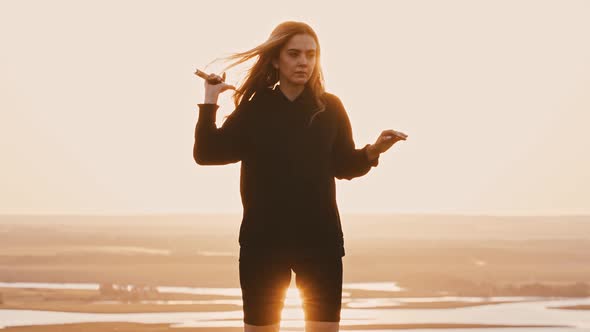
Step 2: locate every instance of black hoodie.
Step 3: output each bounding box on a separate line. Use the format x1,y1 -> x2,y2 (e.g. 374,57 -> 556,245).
194,84 -> 379,259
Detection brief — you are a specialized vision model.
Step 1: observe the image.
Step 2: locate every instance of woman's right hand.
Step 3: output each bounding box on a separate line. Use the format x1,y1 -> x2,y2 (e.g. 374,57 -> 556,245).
204,72 -> 236,104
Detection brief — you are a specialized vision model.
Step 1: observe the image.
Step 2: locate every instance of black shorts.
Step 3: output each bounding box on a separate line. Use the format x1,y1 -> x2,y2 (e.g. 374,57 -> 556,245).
239,251 -> 343,326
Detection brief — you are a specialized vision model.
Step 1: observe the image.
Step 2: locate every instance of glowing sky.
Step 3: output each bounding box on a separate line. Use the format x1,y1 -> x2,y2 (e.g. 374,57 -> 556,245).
1,0 -> 589,215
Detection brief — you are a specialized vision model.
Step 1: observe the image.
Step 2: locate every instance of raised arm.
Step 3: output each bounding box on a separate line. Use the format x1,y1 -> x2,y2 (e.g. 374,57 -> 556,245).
193,102 -> 248,165
331,96 -> 379,180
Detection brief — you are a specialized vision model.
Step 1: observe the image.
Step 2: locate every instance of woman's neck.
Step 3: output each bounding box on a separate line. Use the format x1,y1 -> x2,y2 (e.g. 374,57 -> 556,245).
278,82 -> 305,102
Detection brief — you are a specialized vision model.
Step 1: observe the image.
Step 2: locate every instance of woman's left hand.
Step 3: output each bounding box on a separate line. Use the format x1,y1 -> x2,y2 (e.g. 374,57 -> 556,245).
368,129 -> 408,158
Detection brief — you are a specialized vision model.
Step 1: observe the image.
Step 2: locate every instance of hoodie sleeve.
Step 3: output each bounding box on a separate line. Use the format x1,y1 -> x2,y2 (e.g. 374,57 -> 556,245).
331,96 -> 379,180
193,103 -> 248,165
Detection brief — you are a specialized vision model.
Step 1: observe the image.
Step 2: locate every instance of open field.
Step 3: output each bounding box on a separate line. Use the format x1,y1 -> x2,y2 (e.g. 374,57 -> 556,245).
0,214 -> 588,330
0,214 -> 588,295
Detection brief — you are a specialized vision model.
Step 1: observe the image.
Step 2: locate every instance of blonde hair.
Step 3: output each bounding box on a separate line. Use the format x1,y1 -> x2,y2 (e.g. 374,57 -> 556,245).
206,21 -> 327,126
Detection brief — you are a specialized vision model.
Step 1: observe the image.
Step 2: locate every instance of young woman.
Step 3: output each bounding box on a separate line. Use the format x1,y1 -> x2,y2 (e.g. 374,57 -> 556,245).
194,21 -> 407,332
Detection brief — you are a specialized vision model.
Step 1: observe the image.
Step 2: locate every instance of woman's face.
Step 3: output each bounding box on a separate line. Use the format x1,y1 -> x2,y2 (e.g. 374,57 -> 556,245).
273,33 -> 317,87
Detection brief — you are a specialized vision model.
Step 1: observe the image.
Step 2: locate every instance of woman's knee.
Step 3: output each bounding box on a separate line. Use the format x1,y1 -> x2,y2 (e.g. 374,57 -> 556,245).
244,322 -> 280,332
305,320 -> 339,332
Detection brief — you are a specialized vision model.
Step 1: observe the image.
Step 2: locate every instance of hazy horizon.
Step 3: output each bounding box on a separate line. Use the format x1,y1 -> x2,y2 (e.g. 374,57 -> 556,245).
1,212 -> 590,218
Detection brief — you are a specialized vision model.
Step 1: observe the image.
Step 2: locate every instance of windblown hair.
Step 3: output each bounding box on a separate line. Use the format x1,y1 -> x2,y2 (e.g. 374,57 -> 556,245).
205,21 -> 327,126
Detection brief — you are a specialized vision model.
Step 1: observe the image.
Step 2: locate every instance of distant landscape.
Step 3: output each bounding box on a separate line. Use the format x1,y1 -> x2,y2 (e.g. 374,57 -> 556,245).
0,213 -> 589,331
0,214 -> 589,294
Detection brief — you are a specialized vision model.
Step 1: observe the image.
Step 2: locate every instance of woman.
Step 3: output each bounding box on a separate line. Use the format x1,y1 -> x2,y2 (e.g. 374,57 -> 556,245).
194,21 -> 407,332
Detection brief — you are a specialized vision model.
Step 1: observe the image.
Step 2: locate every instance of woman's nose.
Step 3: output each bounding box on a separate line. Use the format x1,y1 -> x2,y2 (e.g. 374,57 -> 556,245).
299,55 -> 308,65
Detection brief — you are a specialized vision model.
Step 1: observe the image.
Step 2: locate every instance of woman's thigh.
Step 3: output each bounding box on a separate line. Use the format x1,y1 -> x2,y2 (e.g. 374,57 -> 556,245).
239,253 -> 293,326
292,255 -> 343,323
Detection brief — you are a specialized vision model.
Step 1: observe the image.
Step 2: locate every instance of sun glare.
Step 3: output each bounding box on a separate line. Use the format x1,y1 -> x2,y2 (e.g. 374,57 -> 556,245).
282,285 -> 305,322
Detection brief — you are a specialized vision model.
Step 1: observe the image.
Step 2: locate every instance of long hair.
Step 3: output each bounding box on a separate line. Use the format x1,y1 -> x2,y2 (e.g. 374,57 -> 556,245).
206,21 -> 327,126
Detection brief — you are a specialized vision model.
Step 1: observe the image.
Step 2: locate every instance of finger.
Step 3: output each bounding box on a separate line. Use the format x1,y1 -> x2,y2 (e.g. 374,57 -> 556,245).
206,73 -> 221,84
383,130 -> 400,139
386,133 -> 406,141
391,130 -> 408,139
381,130 -> 397,139
222,72 -> 226,81
382,135 -> 396,142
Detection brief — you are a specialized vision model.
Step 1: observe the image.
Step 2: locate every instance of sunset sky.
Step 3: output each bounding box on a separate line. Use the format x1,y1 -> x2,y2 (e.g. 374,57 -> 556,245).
1,0 -> 588,215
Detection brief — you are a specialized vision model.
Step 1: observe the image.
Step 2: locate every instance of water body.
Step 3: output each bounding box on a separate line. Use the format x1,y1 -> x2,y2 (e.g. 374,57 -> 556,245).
0,282 -> 589,330
0,281 -> 406,297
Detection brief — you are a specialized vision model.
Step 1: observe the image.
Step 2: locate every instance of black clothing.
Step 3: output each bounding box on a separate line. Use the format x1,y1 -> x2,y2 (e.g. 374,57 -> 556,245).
239,253 -> 343,325
194,84 -> 379,258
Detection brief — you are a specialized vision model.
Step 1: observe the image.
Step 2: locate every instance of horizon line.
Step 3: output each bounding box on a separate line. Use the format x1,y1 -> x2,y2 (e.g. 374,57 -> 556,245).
1,212 -> 589,218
